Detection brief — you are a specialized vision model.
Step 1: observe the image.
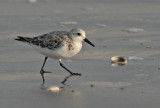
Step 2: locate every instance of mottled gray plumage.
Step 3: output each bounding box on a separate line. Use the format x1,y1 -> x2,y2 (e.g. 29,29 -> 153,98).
16,31 -> 74,50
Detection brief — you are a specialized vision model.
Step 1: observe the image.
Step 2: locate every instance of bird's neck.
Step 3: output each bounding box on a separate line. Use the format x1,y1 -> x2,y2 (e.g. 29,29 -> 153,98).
72,41 -> 82,53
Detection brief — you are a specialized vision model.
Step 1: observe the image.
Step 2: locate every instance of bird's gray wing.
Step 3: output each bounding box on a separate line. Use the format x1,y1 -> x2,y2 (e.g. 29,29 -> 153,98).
31,31 -> 69,50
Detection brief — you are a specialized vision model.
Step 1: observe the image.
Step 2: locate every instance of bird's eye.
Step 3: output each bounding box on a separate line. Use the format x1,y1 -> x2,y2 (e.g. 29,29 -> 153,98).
77,33 -> 81,36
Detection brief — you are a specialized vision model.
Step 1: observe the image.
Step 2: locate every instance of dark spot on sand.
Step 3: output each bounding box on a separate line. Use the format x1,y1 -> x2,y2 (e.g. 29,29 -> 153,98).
90,84 -> 94,88
120,87 -> 125,90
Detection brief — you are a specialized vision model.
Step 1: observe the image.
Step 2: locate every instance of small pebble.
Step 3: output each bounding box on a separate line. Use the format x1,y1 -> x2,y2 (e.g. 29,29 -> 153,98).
90,84 -> 94,88
120,87 -> 125,90
146,46 -> 151,48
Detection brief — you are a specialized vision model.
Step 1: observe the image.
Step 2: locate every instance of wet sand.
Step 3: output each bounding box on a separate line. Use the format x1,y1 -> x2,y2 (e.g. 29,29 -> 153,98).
1,0 -> 160,108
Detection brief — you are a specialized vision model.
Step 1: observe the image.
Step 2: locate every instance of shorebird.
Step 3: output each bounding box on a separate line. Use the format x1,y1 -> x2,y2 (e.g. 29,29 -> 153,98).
15,28 -> 95,84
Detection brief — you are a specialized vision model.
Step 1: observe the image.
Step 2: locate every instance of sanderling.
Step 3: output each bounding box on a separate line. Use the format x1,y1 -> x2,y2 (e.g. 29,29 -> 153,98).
15,28 -> 95,84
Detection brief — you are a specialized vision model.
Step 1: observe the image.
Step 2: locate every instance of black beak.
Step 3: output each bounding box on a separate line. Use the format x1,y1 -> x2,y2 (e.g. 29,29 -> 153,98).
84,38 -> 95,47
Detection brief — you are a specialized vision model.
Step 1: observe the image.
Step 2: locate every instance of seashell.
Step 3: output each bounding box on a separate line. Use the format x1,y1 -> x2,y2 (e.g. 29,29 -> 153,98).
48,86 -> 60,92
111,56 -> 127,66
28,0 -> 37,3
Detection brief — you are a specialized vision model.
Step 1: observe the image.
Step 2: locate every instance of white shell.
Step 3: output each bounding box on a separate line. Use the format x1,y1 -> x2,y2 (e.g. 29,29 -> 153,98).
111,56 -> 127,66
28,0 -> 37,3
48,86 -> 60,92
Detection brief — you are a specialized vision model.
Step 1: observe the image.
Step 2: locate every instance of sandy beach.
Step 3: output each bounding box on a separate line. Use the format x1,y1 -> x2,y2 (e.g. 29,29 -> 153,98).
1,0 -> 160,108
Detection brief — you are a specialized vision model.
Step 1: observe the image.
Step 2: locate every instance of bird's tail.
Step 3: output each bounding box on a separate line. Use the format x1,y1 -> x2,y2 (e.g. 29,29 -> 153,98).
15,36 -> 32,43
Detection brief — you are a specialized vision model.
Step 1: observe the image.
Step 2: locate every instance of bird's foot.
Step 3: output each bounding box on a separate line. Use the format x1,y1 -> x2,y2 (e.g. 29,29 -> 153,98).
71,72 -> 81,76
40,70 -> 52,74
43,71 -> 52,73
40,70 -> 52,85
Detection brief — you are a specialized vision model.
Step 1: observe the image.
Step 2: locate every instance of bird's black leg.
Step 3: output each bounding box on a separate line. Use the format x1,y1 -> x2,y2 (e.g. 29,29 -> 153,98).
40,57 -> 51,84
58,59 -> 81,76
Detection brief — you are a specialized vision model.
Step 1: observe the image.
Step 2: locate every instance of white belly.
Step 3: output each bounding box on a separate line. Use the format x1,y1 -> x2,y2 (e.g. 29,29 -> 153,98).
31,42 -> 82,59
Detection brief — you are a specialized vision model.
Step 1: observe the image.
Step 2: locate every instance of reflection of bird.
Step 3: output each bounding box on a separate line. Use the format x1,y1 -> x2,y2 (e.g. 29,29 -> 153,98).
61,74 -> 74,85
15,28 -> 95,84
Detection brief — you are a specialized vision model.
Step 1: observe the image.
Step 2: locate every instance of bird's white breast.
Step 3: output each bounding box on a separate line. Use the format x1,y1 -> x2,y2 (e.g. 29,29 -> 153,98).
31,41 -> 82,59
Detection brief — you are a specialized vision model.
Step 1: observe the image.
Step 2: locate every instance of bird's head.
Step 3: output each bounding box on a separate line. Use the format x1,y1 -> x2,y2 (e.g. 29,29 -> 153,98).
69,28 -> 95,47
